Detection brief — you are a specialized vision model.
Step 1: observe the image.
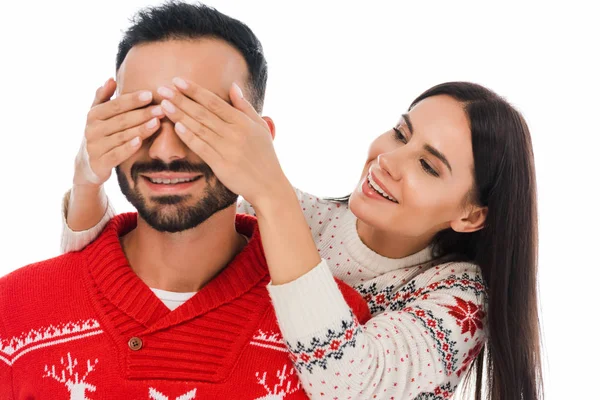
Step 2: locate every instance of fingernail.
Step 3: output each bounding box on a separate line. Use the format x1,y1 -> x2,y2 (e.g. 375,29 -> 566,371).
158,86 -> 174,99
139,91 -> 152,101
233,82 -> 244,99
175,122 -> 186,135
161,99 -> 176,114
151,106 -> 163,116
172,77 -> 188,90
146,118 -> 158,129
103,78 -> 112,88
130,137 -> 141,147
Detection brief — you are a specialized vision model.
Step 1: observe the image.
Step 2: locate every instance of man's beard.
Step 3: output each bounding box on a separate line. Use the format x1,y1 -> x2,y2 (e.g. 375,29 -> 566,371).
116,159 -> 238,233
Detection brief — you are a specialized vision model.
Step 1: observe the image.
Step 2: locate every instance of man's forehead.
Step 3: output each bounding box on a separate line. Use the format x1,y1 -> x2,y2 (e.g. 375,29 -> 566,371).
117,39 -> 249,98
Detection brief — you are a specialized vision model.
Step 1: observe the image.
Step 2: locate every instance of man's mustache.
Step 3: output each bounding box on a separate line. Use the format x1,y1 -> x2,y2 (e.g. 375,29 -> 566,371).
130,159 -> 215,181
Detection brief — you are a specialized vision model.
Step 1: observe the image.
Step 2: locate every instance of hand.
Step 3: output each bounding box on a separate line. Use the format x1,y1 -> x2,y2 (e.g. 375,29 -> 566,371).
73,78 -> 165,187
159,77 -> 291,208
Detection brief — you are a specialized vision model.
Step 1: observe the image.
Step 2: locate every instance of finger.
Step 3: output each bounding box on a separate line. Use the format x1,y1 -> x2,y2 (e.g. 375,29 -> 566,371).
97,135 -> 146,169
161,99 -> 226,145
173,120 -> 223,151
87,105 -> 164,141
172,77 -> 244,124
228,82 -> 264,125
90,117 -> 162,159
174,122 -> 223,168
89,89 -> 154,121
158,85 -> 228,135
91,78 -> 116,108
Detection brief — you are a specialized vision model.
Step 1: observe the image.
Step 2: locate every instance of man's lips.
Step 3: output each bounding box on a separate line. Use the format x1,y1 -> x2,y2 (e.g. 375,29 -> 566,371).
140,173 -> 204,194
140,173 -> 203,180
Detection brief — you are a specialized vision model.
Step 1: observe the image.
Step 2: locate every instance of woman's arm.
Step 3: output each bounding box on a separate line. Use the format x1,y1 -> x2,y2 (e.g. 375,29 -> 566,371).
165,79 -> 343,284
267,261 -> 487,399
67,185 -> 108,231
61,188 -> 114,253
252,184 -> 325,285
62,77 -> 165,252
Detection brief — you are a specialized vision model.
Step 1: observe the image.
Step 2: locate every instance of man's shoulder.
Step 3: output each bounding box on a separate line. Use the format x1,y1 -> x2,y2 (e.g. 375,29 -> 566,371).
0,252 -> 94,350
0,252 -> 84,294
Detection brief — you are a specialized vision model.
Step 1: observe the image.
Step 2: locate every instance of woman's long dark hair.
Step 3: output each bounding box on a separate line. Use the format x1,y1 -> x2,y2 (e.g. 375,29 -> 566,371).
331,82 -> 543,400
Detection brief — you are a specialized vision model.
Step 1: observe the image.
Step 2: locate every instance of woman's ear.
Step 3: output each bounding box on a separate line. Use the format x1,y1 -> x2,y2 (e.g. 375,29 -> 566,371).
262,116 -> 276,139
450,206 -> 488,233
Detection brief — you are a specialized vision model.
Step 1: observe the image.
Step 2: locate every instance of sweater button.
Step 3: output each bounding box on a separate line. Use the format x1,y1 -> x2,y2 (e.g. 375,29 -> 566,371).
128,337 -> 143,351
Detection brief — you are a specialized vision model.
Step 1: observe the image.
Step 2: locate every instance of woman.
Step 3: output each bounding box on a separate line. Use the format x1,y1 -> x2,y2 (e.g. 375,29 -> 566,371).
61,81 -> 542,399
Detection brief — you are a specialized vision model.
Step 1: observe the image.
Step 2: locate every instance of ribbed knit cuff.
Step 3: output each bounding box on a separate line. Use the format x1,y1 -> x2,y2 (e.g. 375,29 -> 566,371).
60,190 -> 115,253
267,259 -> 352,340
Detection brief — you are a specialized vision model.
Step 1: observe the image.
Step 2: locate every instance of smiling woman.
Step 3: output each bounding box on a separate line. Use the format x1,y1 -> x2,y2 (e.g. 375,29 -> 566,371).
348,95 -> 488,260
346,83 -> 542,399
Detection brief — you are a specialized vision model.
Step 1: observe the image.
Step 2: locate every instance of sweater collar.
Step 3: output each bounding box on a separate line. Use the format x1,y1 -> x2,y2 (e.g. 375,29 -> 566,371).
341,210 -> 434,274
83,212 -> 268,332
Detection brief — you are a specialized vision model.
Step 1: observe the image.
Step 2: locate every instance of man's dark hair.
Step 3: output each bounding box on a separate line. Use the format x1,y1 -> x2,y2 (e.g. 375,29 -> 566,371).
116,1 -> 268,112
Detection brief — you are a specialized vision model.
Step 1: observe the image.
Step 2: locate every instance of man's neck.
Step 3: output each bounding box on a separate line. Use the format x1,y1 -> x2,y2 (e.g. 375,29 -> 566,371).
120,205 -> 248,293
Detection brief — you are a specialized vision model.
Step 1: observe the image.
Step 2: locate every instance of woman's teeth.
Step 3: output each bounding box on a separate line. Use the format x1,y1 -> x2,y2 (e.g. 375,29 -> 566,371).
367,174 -> 398,203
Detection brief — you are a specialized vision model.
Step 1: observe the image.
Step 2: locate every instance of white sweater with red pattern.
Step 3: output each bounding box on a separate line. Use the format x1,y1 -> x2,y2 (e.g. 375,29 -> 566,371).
61,189 -> 487,400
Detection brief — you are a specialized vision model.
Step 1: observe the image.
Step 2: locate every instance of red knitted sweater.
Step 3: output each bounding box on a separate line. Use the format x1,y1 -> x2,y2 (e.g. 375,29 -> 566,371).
0,213 -> 370,399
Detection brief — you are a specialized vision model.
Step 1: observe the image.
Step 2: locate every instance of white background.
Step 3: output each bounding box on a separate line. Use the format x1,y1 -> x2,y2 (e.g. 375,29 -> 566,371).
1,1 -> 598,398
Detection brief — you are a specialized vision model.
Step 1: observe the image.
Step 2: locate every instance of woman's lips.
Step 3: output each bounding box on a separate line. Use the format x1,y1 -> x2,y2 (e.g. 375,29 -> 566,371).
361,177 -> 397,203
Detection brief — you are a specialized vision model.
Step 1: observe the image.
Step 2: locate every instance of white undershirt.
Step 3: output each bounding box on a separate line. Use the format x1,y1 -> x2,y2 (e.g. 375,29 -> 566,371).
150,288 -> 196,311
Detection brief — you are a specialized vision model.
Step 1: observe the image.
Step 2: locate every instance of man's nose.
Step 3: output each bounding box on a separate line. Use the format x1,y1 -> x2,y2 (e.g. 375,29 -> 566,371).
148,120 -> 187,162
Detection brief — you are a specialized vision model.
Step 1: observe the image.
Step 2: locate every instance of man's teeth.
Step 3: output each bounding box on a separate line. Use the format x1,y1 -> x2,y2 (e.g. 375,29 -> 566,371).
367,174 -> 398,203
149,177 -> 197,184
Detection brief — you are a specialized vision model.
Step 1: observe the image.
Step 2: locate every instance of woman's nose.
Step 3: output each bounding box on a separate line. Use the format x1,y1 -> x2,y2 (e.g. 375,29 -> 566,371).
377,152 -> 402,181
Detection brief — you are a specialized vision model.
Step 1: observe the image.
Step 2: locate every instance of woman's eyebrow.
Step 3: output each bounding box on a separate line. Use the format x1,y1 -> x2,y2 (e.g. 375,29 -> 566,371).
402,113 -> 453,174
425,144 -> 453,174
401,113 -> 414,134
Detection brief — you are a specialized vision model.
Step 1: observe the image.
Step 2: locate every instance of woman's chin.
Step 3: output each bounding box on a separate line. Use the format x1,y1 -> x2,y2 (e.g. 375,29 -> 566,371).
348,191 -> 389,231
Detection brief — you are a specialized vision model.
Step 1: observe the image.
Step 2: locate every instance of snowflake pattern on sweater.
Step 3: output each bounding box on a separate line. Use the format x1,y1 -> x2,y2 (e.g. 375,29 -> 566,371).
58,189 -> 488,399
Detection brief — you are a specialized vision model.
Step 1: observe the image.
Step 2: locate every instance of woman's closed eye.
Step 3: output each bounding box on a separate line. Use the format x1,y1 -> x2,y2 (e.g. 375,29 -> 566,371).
392,126 -> 440,177
393,126 -> 407,144
420,159 -> 439,177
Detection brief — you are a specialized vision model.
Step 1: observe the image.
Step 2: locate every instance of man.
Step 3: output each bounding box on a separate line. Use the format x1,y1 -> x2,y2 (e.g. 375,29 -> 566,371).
0,2 -> 368,398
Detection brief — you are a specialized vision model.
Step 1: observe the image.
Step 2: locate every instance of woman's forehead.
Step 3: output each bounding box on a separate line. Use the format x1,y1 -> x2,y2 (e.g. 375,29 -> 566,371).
407,95 -> 475,174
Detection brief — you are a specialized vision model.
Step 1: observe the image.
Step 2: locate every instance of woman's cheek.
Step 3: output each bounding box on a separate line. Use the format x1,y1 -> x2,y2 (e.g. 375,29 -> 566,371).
404,177 -> 443,215
400,173 -> 425,205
